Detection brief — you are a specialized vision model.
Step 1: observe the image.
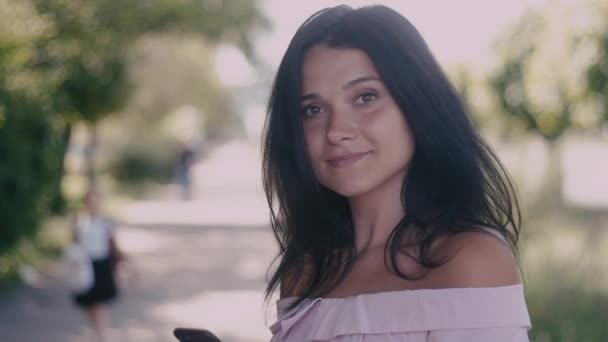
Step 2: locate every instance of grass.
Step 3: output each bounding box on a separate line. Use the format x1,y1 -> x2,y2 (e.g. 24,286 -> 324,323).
527,288 -> 608,342
521,202 -> 608,342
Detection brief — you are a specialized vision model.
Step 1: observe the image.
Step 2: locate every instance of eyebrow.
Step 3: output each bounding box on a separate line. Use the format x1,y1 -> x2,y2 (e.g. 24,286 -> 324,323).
342,75 -> 381,89
300,75 -> 381,102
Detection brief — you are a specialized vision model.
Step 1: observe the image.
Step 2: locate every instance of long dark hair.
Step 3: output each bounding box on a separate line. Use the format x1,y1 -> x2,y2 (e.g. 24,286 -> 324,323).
263,5 -> 521,307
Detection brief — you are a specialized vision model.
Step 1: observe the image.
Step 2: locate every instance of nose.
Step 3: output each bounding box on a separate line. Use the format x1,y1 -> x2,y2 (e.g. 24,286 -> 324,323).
326,106 -> 357,144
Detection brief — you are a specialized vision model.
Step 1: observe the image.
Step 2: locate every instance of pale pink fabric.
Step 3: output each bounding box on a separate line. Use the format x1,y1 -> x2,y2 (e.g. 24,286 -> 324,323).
270,285 -> 531,341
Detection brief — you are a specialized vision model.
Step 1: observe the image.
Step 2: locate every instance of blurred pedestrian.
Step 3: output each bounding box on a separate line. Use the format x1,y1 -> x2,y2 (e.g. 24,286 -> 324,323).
175,142 -> 195,200
70,189 -> 125,342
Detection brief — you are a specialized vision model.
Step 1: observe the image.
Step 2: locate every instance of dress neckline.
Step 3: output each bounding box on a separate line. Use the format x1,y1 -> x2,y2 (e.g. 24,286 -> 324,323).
278,283 -> 523,304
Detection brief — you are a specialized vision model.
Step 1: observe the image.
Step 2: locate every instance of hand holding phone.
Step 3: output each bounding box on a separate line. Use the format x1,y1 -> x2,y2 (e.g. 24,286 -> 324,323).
173,328 -> 222,342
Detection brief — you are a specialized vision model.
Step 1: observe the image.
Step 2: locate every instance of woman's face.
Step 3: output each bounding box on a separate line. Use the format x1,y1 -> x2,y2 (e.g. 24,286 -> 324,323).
300,46 -> 415,198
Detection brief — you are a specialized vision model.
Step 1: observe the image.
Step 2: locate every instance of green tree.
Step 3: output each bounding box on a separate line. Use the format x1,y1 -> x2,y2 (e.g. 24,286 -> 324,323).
33,0 -> 268,186
0,0 -> 66,253
488,4 -> 608,340
0,0 -> 269,255
489,1 -> 607,205
492,2 -> 607,138
585,2 -> 608,124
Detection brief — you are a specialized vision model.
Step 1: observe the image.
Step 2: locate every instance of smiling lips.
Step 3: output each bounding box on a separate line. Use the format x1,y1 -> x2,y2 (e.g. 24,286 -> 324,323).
327,152 -> 370,168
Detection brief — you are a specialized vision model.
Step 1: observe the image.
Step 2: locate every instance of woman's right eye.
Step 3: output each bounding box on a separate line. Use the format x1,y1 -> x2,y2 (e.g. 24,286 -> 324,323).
301,106 -> 323,118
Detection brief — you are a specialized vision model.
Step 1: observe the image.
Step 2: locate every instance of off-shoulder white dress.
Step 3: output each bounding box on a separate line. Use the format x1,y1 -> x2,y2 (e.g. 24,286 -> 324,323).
270,284 -> 531,341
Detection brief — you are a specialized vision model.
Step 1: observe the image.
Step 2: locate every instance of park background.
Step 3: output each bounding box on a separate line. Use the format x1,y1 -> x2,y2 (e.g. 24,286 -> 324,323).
1,0 -> 607,341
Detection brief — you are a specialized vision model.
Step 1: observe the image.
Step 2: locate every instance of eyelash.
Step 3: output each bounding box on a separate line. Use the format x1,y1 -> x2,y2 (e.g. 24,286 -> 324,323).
300,91 -> 379,118
355,92 -> 378,105
301,105 -> 324,118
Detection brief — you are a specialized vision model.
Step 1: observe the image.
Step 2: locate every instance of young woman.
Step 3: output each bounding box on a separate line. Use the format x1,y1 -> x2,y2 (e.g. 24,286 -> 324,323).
262,5 -> 531,341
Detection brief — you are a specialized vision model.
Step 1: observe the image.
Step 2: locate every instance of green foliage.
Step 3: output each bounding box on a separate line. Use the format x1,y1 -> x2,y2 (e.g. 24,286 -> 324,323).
471,3 -> 608,339
0,216 -> 70,287
490,2 -> 608,141
29,0 -> 269,123
58,57 -> 130,123
108,142 -> 177,186
528,288 -> 608,342
0,0 -> 268,254
120,35 -> 242,139
521,202 -> 608,341
585,3 -> 608,123
491,11 -> 568,141
0,89 -> 65,254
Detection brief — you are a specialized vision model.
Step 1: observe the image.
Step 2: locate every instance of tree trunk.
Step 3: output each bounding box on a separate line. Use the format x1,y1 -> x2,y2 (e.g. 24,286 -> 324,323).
49,123 -> 72,214
84,122 -> 98,191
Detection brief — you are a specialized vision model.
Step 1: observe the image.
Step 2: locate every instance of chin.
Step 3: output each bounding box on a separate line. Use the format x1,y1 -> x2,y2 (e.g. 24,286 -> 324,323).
324,180 -> 373,198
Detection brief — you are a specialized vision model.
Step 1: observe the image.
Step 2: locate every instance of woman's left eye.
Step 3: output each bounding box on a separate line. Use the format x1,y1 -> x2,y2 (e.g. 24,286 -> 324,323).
355,92 -> 377,105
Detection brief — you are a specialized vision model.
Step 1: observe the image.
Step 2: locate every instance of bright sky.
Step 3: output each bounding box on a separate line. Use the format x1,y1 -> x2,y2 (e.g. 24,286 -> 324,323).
216,0 -> 552,87
258,0 -> 551,68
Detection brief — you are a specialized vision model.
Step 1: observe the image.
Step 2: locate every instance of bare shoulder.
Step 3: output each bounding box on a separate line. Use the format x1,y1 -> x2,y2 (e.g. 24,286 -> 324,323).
425,230 -> 521,288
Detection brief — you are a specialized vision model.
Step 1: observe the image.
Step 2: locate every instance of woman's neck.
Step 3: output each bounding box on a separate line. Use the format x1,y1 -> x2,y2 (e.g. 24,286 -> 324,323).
348,176 -> 406,253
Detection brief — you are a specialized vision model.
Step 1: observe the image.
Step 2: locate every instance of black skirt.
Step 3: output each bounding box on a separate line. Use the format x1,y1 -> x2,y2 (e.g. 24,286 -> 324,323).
73,257 -> 118,307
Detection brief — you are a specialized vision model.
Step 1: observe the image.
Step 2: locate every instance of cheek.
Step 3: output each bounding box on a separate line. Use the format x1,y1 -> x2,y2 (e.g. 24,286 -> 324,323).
370,108 -> 414,152
303,127 -> 324,164
394,122 -> 416,165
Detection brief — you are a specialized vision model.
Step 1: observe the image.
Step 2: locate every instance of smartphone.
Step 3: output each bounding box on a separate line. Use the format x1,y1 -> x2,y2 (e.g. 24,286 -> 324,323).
173,328 -> 222,342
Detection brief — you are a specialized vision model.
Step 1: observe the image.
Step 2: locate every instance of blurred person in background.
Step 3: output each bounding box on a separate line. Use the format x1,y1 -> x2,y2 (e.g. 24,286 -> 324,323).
262,4 -> 530,341
70,189 -> 126,342
175,141 -> 196,200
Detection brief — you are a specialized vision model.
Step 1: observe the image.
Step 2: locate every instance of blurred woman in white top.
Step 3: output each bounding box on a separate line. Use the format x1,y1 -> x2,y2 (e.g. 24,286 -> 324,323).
71,190 -> 124,342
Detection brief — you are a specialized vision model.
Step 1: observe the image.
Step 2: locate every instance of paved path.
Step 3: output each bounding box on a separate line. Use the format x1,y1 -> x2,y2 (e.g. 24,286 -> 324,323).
0,141 -> 280,342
